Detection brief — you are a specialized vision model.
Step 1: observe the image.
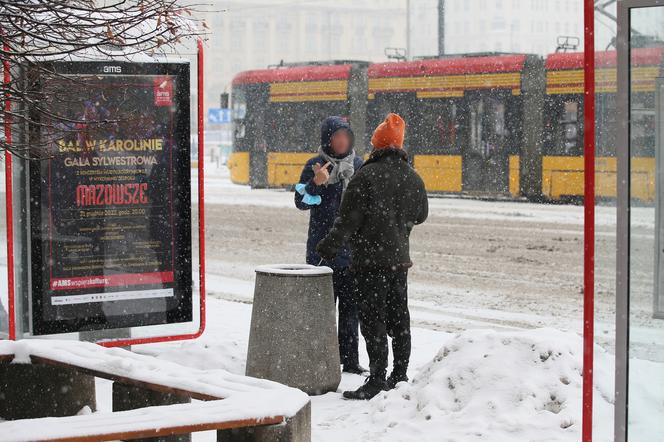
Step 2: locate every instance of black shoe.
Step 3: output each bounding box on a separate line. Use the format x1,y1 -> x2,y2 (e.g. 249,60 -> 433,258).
342,364 -> 369,375
342,377 -> 386,400
386,372 -> 408,390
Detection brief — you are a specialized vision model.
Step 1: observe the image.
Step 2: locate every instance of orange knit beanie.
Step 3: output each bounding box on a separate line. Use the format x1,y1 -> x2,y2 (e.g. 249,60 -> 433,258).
371,113 -> 405,149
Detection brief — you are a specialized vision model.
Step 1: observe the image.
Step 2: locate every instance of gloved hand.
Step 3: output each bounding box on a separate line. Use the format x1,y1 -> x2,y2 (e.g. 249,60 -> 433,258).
316,238 -> 337,262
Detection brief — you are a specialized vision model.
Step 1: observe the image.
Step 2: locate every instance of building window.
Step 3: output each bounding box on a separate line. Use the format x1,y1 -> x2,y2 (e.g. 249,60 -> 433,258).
231,19 -> 246,50
492,17 -> 506,31
330,17 -> 343,40
353,24 -> 365,54
372,25 -> 392,53
276,18 -> 292,53
305,23 -> 318,54
253,19 -> 269,55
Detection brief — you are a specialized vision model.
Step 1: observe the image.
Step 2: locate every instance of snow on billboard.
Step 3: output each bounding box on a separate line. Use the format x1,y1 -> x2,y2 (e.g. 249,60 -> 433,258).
28,61 -> 192,335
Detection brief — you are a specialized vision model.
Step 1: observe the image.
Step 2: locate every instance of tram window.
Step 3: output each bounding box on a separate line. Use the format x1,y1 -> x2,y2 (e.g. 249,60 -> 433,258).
267,104 -> 284,145
412,99 -> 460,153
437,102 -> 459,149
269,104 -> 303,149
232,89 -> 247,140
234,123 -> 246,140
268,102 -> 346,151
596,93 -> 616,157
544,98 -> 581,156
469,97 -> 508,158
631,97 -> 656,157
367,92 -> 418,150
370,94 -> 403,122
301,106 -> 332,150
232,100 -> 246,121
560,101 -> 579,154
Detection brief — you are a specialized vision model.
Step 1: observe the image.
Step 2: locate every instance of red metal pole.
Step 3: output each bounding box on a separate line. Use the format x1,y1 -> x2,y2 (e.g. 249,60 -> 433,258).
196,38 -> 206,339
582,1 -> 595,441
3,40 -> 15,340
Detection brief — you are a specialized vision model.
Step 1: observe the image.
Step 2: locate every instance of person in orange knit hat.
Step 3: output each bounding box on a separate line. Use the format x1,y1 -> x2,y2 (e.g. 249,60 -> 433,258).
370,112 -> 405,150
317,112 -> 429,400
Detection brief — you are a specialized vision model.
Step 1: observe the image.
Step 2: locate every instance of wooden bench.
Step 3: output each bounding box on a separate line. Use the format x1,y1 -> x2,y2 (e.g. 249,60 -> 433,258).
0,339 -> 311,442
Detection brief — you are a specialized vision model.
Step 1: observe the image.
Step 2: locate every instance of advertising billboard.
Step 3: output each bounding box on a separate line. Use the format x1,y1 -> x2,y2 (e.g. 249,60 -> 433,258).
28,61 -> 192,335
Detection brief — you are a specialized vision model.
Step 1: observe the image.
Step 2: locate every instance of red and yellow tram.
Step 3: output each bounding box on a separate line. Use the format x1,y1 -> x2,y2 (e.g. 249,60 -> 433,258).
229,48 -> 664,202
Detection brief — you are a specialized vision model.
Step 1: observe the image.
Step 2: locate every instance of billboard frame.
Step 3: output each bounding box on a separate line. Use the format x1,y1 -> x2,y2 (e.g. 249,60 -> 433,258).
3,38 -> 15,340
4,40 -> 207,346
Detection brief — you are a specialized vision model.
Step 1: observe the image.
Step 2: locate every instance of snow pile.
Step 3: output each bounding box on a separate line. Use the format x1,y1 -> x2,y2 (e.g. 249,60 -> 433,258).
355,329 -> 613,441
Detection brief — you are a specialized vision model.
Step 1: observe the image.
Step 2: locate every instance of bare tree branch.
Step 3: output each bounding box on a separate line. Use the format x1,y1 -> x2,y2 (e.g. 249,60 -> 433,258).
0,0 -> 208,157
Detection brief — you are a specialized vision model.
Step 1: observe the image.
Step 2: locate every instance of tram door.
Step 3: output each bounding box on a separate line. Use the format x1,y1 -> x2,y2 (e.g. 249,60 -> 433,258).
248,85 -> 269,188
462,94 -> 510,194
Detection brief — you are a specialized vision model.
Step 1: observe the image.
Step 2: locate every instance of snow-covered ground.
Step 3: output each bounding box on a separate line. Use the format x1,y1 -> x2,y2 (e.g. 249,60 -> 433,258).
191,166 -> 654,228
136,296 -> 664,441
1,165 -> 663,440
192,167 -> 663,357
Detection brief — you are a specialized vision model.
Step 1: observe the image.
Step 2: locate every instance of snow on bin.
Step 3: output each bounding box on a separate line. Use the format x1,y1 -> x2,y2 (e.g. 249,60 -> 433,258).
246,264 -> 340,395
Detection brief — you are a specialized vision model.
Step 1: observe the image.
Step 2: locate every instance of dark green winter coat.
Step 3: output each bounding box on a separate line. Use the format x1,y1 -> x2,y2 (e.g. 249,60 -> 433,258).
316,148 -> 428,270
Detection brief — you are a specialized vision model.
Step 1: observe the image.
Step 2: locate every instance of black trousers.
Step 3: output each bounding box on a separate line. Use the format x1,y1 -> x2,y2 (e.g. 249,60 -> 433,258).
332,267 -> 360,367
353,268 -> 410,381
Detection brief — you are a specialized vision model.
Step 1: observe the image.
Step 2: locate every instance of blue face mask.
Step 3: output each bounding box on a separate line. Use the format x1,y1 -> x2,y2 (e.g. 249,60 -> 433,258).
295,183 -> 322,206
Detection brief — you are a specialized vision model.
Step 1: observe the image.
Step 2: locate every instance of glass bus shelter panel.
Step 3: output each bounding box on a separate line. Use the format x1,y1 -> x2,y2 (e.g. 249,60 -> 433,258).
630,5 -> 664,440
657,79 -> 664,319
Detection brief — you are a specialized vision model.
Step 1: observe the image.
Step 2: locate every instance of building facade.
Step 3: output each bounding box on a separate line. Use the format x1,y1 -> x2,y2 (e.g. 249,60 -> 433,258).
194,1 -> 618,110
409,0 -> 586,57
197,1 -> 407,109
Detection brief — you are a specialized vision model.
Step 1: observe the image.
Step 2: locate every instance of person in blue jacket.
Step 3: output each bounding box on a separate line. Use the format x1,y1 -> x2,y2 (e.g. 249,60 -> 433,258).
294,116 -> 366,374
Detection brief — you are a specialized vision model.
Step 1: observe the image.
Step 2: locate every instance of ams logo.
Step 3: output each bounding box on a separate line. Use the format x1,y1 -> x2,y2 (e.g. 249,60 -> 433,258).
102,65 -> 122,74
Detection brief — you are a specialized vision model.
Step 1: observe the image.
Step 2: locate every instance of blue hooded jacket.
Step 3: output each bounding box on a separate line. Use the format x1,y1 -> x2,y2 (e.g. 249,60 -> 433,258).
294,116 -> 363,269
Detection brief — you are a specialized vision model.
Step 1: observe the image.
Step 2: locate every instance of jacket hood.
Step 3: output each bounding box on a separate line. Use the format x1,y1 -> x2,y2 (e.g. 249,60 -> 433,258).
365,147 -> 409,167
321,116 -> 354,158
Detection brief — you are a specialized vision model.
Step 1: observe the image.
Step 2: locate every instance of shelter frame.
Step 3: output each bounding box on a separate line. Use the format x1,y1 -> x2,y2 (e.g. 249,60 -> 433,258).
615,1 -> 664,441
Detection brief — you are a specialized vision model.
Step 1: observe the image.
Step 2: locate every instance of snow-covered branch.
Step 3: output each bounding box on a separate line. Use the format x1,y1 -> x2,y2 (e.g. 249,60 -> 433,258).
0,0 -> 208,157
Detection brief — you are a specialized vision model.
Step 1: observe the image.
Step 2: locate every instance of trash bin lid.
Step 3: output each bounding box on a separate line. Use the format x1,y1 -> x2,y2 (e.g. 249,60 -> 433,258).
255,264 -> 333,277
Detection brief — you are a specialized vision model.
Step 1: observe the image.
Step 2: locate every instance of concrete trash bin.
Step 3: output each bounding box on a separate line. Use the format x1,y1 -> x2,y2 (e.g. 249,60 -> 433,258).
246,264 -> 341,395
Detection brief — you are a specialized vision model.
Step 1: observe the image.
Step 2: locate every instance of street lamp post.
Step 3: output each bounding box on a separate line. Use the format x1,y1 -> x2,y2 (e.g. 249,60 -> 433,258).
438,0 -> 445,56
